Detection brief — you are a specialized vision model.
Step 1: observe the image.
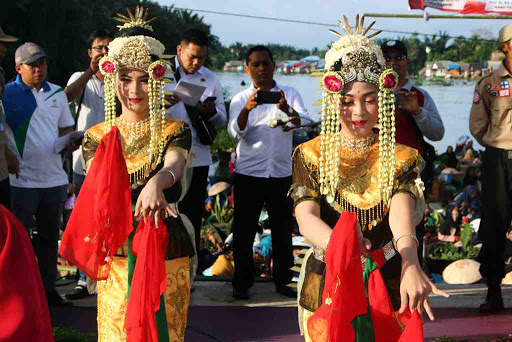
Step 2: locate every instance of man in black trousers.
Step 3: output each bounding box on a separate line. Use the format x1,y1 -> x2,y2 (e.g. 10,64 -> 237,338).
228,46 -> 308,299
470,23 -> 512,313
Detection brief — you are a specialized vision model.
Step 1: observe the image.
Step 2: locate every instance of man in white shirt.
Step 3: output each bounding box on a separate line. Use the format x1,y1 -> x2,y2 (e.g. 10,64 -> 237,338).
228,46 -> 308,299
166,29 -> 226,253
3,43 -> 76,306
63,29 -> 112,300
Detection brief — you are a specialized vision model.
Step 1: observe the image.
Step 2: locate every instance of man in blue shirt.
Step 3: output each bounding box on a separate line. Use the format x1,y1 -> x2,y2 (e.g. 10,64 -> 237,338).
3,43 -> 76,306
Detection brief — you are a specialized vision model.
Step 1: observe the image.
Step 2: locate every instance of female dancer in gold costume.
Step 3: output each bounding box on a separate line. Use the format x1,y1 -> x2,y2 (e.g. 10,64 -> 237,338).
60,7 -> 193,342
292,16 -> 449,341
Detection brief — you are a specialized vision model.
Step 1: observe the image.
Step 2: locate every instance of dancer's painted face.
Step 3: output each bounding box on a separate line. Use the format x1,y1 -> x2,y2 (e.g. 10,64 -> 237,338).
339,81 -> 379,139
116,68 -> 150,116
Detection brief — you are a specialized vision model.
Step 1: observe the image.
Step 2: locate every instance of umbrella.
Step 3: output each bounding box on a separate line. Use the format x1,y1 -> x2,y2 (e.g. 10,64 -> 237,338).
441,168 -> 463,175
502,271 -> 512,285
208,181 -> 231,196
442,259 -> 482,284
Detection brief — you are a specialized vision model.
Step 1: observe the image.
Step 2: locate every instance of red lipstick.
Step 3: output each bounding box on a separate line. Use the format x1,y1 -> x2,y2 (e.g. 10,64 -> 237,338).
129,98 -> 142,103
353,120 -> 367,127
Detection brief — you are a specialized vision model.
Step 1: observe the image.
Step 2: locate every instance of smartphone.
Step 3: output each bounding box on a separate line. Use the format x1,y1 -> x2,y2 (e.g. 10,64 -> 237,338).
204,96 -> 217,103
395,93 -> 405,105
73,136 -> 84,146
256,91 -> 282,104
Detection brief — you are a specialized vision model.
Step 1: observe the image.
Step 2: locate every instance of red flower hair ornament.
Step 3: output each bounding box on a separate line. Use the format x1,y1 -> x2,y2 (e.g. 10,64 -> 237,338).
379,69 -> 399,92
149,61 -> 167,80
323,72 -> 344,93
99,57 -> 118,76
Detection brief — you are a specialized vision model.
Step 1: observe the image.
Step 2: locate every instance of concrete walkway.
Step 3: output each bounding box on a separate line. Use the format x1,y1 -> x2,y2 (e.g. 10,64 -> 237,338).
52,279 -> 512,341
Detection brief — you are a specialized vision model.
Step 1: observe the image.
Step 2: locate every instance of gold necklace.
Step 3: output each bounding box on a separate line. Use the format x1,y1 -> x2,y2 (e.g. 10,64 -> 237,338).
339,134 -> 374,159
334,134 -> 376,195
339,134 -> 374,150
116,116 -> 151,157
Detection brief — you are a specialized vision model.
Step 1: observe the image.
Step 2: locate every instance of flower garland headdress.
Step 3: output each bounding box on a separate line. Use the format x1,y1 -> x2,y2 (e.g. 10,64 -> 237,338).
319,15 -> 399,208
99,6 -> 170,180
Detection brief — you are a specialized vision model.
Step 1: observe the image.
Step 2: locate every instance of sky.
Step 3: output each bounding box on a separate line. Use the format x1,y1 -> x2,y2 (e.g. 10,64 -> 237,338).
159,0 -> 511,50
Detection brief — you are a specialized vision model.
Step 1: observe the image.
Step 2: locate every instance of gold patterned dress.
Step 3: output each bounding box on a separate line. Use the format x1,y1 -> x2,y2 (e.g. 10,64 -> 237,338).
82,117 -> 194,342
290,134 -> 425,341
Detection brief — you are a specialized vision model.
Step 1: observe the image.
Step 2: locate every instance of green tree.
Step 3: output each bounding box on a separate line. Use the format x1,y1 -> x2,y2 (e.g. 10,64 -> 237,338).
0,0 -> 217,87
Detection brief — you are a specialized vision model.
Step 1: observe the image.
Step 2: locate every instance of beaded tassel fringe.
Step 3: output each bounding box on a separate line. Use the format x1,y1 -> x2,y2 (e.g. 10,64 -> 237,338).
318,89 -> 397,220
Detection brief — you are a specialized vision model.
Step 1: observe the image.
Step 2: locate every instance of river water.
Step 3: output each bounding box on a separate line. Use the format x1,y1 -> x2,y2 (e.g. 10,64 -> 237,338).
215,72 -> 479,153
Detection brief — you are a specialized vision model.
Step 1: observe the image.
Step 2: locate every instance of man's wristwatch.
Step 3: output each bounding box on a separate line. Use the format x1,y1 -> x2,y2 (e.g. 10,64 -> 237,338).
288,106 -> 294,115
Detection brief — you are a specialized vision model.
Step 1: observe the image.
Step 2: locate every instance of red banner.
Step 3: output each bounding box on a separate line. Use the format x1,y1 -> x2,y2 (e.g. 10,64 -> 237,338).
409,0 -> 512,14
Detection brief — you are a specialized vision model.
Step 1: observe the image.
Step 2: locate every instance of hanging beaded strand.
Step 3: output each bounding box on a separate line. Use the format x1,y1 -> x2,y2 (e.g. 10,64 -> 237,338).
377,88 -> 396,206
319,91 -> 329,196
148,75 -> 156,166
102,69 -> 116,130
158,78 -> 166,165
320,91 -> 342,203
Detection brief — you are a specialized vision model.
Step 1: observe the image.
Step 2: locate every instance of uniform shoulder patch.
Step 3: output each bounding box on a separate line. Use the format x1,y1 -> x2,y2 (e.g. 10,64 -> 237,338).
476,74 -> 491,87
473,91 -> 480,104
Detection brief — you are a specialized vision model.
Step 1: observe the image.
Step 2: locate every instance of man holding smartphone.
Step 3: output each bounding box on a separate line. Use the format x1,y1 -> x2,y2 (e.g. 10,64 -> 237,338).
381,40 -> 445,266
381,40 -> 444,149
165,29 -> 227,260
228,45 -> 308,300
63,29 -> 113,300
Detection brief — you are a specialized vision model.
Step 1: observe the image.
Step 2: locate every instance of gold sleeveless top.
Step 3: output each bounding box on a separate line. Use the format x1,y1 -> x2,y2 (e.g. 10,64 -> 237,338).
290,134 -> 425,231
82,117 -> 191,189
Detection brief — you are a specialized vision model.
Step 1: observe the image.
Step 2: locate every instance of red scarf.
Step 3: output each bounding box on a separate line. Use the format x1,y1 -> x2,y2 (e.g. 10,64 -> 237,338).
59,126 -> 168,342
307,212 -> 424,342
307,212 -> 367,341
60,126 -> 133,280
125,218 -> 168,342
0,205 -> 54,342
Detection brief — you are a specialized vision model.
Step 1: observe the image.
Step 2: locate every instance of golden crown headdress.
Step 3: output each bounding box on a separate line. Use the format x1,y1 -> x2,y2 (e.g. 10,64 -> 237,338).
98,7 -> 171,187
319,15 -> 398,226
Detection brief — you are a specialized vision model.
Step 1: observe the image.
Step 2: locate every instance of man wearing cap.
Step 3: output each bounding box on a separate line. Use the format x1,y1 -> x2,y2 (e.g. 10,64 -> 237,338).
0,26 -> 20,208
3,42 -> 75,306
469,24 -> 512,313
381,40 -> 445,266
63,29 -> 112,300
381,40 -> 444,151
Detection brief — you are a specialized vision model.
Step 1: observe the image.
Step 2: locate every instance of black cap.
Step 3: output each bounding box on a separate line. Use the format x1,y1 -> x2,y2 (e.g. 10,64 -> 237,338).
381,40 -> 408,58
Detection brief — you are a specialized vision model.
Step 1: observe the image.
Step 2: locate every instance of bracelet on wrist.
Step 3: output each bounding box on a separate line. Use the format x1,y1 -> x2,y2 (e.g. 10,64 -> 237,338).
324,234 -> 331,250
158,169 -> 175,186
393,233 -> 419,250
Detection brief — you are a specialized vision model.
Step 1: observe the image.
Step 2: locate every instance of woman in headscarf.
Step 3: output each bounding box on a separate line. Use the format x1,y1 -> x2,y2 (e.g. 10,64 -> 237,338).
438,206 -> 462,243
440,145 -> 458,169
292,15 -> 448,342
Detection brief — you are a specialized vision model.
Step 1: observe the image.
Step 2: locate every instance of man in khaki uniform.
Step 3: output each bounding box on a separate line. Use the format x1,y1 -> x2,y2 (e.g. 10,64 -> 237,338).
469,23 -> 512,313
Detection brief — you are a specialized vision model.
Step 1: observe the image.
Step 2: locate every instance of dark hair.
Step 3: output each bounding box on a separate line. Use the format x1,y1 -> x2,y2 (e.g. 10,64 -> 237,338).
181,29 -> 209,47
245,45 -> 274,65
87,29 -> 113,48
116,26 -> 158,40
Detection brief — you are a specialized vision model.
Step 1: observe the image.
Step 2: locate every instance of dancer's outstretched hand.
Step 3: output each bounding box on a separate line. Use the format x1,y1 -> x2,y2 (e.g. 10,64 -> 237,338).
135,179 -> 174,228
399,262 -> 450,320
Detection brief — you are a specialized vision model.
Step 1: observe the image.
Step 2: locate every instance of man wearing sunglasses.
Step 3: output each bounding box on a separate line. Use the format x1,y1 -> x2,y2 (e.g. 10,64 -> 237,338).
381,40 -> 445,266
63,29 -> 112,300
381,40 -> 444,146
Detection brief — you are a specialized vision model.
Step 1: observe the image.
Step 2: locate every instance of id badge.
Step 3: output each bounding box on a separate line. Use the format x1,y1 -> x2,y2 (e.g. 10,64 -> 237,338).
508,150 -> 512,159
